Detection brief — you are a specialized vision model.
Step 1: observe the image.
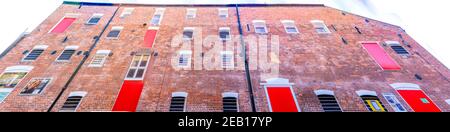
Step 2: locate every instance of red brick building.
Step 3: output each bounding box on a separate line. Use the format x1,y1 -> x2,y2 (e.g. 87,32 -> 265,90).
0,1 -> 449,112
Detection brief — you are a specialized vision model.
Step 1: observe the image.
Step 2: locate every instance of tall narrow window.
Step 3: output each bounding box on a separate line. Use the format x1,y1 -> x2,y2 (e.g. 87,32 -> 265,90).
107,26 -> 123,39
125,54 -> 150,80
86,13 -> 103,25
178,51 -> 192,68
263,78 -> 300,112
281,20 -> 299,34
390,83 -> 441,112
120,8 -> 134,18
60,91 -> 87,112
311,20 -> 330,34
23,45 -> 48,61
0,66 -> 33,102
357,90 -> 387,112
150,8 -> 165,25
386,41 -> 409,55
170,92 -> 187,112
253,20 -> 268,34
20,78 -> 51,95
221,51 -> 234,68
56,46 -> 78,61
183,27 -> 194,40
382,93 -> 407,112
362,42 -> 401,70
50,15 -> 77,33
218,8 -> 228,19
219,27 -> 231,40
222,92 -> 239,112
186,8 -> 197,19
314,90 -> 342,112
88,50 -> 111,67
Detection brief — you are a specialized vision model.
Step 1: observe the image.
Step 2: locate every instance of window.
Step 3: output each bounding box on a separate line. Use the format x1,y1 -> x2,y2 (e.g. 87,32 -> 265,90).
223,92 -> 238,112
126,54 -> 150,80
311,20 -> 330,34
23,45 -> 48,61
120,8 -> 134,18
86,13 -> 103,25
263,78 -> 300,112
446,99 -> 450,105
183,27 -> 194,40
186,8 -> 197,19
0,66 -> 33,102
390,83 -> 441,112
281,20 -> 299,34
20,78 -> 51,95
218,8 -> 228,19
314,90 -> 342,112
56,46 -> 78,61
50,15 -> 78,33
170,92 -> 187,112
219,27 -> 231,40
107,26 -> 123,39
221,51 -> 234,68
253,20 -> 267,34
178,51 -> 192,68
382,93 -> 407,112
386,41 -> 409,55
60,91 -> 86,112
357,90 -> 387,112
88,50 -> 110,67
150,8 -> 165,25
362,42 -> 401,70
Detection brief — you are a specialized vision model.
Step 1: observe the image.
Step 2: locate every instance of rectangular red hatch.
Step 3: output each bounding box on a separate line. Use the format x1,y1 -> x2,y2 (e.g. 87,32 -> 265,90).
397,90 -> 441,112
266,87 -> 299,112
144,29 -> 158,48
50,18 -> 76,33
112,80 -> 144,112
362,42 -> 401,70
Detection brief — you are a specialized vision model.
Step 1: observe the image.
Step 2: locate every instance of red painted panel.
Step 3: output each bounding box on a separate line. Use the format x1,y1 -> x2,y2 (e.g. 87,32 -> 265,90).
266,87 -> 299,112
112,80 -> 144,112
362,42 -> 401,70
397,90 -> 441,112
51,18 -> 76,33
144,30 -> 158,48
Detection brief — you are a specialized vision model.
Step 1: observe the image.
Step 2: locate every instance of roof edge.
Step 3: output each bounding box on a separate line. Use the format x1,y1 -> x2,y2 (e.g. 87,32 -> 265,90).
62,1 -> 325,7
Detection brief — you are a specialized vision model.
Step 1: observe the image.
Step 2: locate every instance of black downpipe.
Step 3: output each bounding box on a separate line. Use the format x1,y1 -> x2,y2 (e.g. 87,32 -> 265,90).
235,5 -> 257,112
47,5 -> 121,112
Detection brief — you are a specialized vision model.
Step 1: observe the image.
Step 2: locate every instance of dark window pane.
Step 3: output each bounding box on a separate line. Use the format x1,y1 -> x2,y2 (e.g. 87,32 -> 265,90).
183,31 -> 193,39
127,69 -> 136,78
107,30 -> 121,38
88,17 -> 101,24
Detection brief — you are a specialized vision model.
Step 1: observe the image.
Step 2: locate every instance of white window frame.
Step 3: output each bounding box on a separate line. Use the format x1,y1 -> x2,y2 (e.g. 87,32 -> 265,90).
22,45 -> 48,62
186,8 -> 197,19
124,54 -> 151,80
86,13 -> 103,25
0,65 -> 33,103
120,8 -> 134,18
386,41 -> 409,56
314,90 -> 343,112
59,91 -> 87,112
55,46 -> 79,62
183,27 -> 194,40
150,8 -> 165,25
252,20 -> 268,34
219,27 -> 231,40
171,92 -> 188,112
19,77 -> 52,95
260,78 -> 300,112
382,93 -> 407,112
222,92 -> 239,112
221,51 -> 234,69
311,20 -> 331,34
106,26 -> 124,39
281,20 -> 299,34
88,50 -> 111,67
218,8 -> 228,18
178,50 -> 192,68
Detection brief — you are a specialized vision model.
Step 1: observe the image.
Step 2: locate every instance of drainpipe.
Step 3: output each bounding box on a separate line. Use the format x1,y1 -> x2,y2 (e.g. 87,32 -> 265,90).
47,4 -> 121,112
235,4 -> 257,112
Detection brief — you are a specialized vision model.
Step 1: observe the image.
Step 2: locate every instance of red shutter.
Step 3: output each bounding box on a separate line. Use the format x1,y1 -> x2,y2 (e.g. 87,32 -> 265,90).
362,42 -> 401,70
266,87 -> 299,112
397,90 -> 441,112
51,18 -> 76,33
112,80 -> 144,112
144,29 -> 158,48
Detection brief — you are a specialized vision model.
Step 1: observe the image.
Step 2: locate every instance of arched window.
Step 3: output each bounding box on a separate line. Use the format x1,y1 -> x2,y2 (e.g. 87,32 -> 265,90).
314,90 -> 342,112
60,91 -> 87,112
356,90 -> 387,112
170,92 -> 188,112
222,92 -> 239,112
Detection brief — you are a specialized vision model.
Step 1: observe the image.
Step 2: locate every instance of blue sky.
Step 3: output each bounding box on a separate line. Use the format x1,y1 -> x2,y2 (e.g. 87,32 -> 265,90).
1,0 -> 449,68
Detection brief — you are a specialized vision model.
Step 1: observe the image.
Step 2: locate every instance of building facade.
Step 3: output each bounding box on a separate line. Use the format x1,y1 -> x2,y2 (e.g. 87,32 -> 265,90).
0,1 -> 449,112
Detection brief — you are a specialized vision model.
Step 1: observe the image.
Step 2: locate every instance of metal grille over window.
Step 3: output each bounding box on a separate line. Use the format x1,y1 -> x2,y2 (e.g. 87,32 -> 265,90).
60,96 -> 83,112
170,96 -> 186,112
223,97 -> 238,112
23,49 -> 44,61
317,94 -> 342,112
57,49 -> 76,61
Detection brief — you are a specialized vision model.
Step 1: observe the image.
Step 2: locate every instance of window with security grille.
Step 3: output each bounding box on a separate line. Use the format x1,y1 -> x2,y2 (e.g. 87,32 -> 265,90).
86,14 -> 103,25
391,45 -> 409,55
23,49 -> 44,61
126,54 -> 150,80
361,95 -> 388,112
223,97 -> 238,112
57,49 -> 76,61
60,95 -> 84,112
317,94 -> 342,112
170,96 -> 186,112
221,52 -> 234,68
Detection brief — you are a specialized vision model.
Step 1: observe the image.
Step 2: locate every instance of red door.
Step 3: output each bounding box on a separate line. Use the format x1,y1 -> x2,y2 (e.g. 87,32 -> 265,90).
362,42 -> 401,70
266,87 -> 299,112
51,18 -> 76,33
397,90 -> 441,112
112,80 -> 144,112
144,29 -> 158,48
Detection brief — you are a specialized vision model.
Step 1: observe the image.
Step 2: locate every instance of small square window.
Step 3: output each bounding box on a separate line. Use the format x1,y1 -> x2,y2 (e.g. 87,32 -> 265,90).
186,8 -> 197,19
183,27 -> 194,40
221,51 -> 234,68
282,20 -> 299,34
311,20 -> 330,34
120,8 -> 134,18
107,26 -> 123,39
219,27 -> 231,40
253,20 -> 267,34
86,14 -> 103,25
20,78 -> 51,95
218,8 -> 228,19
150,8 -> 165,25
88,50 -> 110,67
